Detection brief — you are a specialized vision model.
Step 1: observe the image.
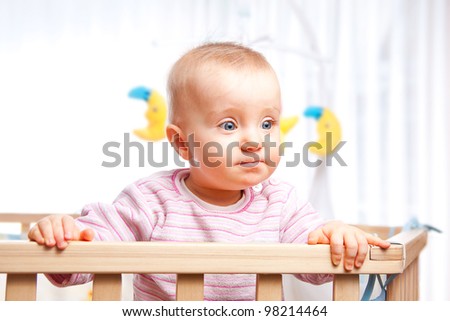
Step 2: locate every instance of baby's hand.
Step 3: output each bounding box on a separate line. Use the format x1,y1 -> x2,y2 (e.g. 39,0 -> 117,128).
28,215 -> 94,250
307,221 -> 390,271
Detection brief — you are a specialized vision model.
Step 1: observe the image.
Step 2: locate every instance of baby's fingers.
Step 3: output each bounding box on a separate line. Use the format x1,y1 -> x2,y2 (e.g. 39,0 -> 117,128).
343,233 -> 359,271
366,233 -> 391,249
308,229 -> 326,245
37,218 -> 57,247
72,227 -> 95,242
62,215 -> 78,241
28,224 -> 45,245
80,229 -> 95,241
354,233 -> 369,269
329,231 -> 345,266
52,217 -> 69,249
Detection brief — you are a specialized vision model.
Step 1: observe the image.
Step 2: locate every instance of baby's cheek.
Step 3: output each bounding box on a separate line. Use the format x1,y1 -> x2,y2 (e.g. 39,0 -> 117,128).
197,141 -> 234,168
267,141 -> 282,167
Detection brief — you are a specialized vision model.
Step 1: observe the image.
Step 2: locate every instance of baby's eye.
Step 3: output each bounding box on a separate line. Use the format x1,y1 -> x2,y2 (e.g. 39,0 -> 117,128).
261,120 -> 273,130
220,121 -> 237,131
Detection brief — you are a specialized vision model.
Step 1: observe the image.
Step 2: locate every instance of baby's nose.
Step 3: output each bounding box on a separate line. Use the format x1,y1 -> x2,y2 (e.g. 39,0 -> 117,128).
241,140 -> 262,152
240,130 -> 263,151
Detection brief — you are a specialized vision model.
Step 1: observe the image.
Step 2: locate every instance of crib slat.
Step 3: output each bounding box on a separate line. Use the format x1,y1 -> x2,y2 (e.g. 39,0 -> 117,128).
333,274 -> 360,301
412,258 -> 419,299
408,258 -> 418,300
92,274 -> 122,301
176,274 -> 204,301
386,257 -> 419,300
5,274 -> 37,301
256,274 -> 282,301
386,273 -> 405,300
21,223 -> 30,235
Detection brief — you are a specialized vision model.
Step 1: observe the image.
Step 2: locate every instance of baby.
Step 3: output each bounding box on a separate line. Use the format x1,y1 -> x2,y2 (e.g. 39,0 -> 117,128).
28,42 -> 390,301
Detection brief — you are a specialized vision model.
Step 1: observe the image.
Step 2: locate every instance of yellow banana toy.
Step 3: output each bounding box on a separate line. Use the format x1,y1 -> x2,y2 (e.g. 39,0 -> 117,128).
129,86 -> 167,141
280,115 -> 299,144
304,106 -> 342,157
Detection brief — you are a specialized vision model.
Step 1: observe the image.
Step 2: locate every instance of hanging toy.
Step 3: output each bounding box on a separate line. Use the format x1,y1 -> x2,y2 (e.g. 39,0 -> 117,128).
128,86 -> 167,141
304,106 -> 342,157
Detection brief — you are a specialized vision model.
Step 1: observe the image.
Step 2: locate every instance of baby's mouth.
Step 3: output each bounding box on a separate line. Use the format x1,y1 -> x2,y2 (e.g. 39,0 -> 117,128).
239,160 -> 263,167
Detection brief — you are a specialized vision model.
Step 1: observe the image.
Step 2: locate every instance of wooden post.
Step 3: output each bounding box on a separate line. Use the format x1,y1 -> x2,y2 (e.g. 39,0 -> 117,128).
21,223 -> 30,236
5,274 -> 37,301
176,274 -> 204,301
386,258 -> 419,300
256,274 -> 283,301
92,274 -> 122,301
333,274 -> 360,301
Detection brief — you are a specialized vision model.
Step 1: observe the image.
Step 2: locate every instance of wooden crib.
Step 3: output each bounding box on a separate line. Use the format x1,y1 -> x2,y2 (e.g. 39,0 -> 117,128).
0,213 -> 427,301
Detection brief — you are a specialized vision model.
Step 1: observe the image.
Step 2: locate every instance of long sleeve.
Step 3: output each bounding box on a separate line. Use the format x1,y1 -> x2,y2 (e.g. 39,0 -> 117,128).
279,186 -> 334,285
77,182 -> 160,242
46,181 -> 160,287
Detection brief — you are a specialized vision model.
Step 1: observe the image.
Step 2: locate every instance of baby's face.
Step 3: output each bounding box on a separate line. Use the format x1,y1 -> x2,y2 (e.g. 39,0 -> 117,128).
180,67 -> 282,190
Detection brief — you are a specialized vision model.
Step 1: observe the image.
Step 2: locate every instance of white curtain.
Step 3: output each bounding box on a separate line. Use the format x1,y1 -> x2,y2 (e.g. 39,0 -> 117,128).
0,0 -> 448,300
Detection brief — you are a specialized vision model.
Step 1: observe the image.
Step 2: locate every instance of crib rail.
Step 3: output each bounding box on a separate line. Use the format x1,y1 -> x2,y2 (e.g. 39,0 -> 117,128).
0,228 -> 427,301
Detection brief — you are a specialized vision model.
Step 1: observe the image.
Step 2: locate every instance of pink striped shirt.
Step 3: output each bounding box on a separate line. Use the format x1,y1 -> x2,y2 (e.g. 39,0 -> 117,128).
47,169 -> 332,300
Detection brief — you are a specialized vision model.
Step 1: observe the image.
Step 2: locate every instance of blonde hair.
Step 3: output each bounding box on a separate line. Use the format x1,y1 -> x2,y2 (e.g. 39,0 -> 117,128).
167,42 -> 274,124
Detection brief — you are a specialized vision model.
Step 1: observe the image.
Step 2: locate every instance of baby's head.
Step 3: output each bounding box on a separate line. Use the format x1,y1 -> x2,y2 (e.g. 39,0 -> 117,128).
166,42 -> 282,190
167,42 -> 280,126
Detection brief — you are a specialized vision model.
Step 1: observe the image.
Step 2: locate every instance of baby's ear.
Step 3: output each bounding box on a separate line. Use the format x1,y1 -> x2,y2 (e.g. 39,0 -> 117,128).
166,124 -> 189,160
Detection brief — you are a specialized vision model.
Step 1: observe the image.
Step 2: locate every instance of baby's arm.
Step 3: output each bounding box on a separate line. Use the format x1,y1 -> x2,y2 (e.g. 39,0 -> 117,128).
28,214 -> 94,250
308,221 -> 391,271
27,215 -> 96,286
